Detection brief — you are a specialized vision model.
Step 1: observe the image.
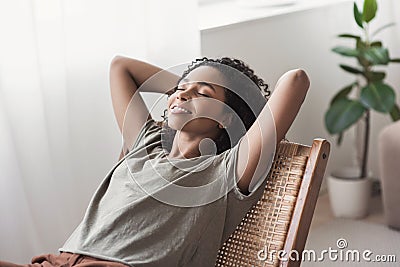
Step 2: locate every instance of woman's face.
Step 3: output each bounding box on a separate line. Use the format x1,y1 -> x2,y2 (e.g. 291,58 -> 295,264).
167,65 -> 230,137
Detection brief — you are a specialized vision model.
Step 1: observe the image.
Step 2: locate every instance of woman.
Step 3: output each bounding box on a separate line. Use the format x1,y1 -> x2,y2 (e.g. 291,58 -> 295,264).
0,56 -> 309,267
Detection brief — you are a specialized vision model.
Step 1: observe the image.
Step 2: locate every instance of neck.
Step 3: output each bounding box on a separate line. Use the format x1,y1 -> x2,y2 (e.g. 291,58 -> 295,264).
168,130 -> 219,159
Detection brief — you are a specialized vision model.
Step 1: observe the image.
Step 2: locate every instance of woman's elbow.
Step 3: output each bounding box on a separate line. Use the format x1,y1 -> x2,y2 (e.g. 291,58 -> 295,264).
293,68 -> 310,93
111,55 -> 124,66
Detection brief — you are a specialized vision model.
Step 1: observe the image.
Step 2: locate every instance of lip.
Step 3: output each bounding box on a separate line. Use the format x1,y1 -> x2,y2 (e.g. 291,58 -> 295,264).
170,104 -> 192,114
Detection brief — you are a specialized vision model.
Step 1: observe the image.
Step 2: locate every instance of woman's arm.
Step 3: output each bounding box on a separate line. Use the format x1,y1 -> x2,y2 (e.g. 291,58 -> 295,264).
236,69 -> 310,195
110,56 -> 178,156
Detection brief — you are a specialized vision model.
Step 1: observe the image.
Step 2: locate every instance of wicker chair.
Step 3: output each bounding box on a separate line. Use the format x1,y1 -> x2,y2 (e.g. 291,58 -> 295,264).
215,138 -> 330,267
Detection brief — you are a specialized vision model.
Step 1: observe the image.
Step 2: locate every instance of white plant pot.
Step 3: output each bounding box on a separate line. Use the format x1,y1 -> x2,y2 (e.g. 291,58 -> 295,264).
327,168 -> 373,219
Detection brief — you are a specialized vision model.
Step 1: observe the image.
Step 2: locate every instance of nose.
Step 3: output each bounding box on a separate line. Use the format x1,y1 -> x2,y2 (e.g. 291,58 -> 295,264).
176,90 -> 189,101
176,84 -> 196,101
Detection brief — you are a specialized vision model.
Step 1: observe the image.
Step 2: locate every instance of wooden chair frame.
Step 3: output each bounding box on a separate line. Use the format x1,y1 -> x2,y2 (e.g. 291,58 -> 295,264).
215,138 -> 330,267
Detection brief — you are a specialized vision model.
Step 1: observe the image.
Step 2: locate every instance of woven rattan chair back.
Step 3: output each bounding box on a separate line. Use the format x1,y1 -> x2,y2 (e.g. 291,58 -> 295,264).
215,138 -> 330,267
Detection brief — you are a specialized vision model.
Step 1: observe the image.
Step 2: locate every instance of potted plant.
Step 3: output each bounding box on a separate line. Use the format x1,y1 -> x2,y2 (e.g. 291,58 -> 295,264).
324,0 -> 400,218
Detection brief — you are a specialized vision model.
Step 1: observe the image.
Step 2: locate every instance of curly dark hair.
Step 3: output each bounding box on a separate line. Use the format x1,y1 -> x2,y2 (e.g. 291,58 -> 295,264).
161,57 -> 270,155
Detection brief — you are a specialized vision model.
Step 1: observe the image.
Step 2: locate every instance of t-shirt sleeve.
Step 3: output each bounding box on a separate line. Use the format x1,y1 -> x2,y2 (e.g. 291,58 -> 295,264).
219,142 -> 270,246
128,119 -> 162,154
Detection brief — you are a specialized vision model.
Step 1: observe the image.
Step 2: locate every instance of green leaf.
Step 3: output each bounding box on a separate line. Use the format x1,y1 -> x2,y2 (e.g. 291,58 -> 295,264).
357,39 -> 367,50
356,41 -> 371,68
364,47 -> 390,65
338,34 -> 361,40
371,22 -> 395,38
354,3 -> 364,28
340,64 -> 363,74
332,46 -> 360,57
363,0 -> 377,23
390,58 -> 400,63
357,56 -> 370,69
364,71 -> 386,82
360,82 -> 395,113
370,41 -> 382,47
390,104 -> 400,121
330,83 -> 356,106
337,132 -> 344,146
325,98 -> 365,134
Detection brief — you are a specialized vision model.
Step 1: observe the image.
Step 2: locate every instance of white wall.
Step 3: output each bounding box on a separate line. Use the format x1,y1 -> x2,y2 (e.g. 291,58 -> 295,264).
200,0 -> 400,188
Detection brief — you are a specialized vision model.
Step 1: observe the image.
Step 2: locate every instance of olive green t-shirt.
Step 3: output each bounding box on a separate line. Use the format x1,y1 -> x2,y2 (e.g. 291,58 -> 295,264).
60,119 -> 268,266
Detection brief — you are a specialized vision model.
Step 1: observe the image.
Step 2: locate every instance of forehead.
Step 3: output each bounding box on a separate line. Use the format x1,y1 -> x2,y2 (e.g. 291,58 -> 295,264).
181,65 -> 227,88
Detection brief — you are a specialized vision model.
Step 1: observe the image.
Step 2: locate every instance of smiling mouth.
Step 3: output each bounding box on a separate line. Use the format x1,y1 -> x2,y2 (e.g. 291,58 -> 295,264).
170,105 -> 192,114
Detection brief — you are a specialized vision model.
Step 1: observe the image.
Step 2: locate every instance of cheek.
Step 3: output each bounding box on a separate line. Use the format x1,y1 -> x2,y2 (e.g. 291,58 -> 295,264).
194,101 -> 225,120
167,95 -> 174,106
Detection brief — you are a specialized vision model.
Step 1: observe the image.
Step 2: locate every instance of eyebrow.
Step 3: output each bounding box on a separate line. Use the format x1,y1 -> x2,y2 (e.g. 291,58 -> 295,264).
181,78 -> 216,92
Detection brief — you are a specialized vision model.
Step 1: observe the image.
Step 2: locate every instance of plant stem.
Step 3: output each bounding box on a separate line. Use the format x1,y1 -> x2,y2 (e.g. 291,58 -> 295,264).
360,22 -> 370,179
365,24 -> 370,45
361,110 -> 370,178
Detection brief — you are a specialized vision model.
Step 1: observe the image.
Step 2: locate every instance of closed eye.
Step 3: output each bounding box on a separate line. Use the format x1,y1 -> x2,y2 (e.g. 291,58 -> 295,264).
198,92 -> 210,97
174,86 -> 211,97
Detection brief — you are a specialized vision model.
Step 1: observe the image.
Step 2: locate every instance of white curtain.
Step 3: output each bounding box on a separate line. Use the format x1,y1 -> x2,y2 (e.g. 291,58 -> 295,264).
0,0 -> 200,262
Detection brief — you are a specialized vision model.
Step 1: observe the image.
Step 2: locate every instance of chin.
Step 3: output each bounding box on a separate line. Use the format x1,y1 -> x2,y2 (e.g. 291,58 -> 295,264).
167,116 -> 187,131
168,118 -> 218,137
